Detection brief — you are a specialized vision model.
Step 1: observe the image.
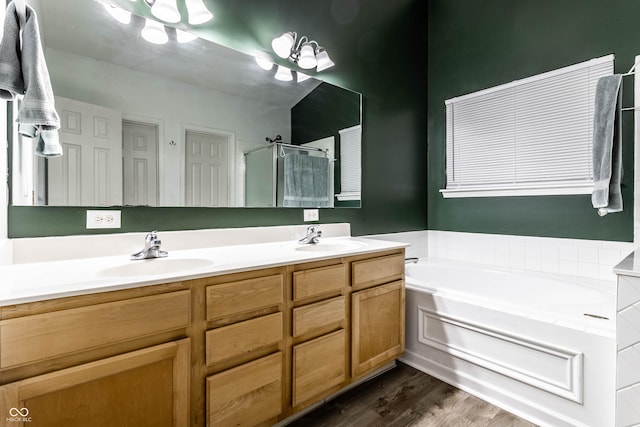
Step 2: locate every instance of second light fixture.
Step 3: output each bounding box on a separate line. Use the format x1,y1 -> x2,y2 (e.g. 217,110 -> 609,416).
271,32 -> 335,72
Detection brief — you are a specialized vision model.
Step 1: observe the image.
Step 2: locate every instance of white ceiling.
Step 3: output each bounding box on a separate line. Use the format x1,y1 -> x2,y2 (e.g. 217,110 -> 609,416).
35,0 -> 320,107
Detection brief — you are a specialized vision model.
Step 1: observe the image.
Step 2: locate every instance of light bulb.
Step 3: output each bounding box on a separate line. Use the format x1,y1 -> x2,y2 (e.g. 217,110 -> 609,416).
141,18 -> 168,44
185,0 -> 214,25
315,48 -> 335,72
272,32 -> 295,59
274,65 -> 293,82
103,3 -> 131,25
297,43 -> 317,69
176,29 -> 198,43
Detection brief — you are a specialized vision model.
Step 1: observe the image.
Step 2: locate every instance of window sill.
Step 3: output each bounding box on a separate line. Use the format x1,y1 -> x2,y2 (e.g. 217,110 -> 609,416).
336,192 -> 361,201
440,184 -> 594,198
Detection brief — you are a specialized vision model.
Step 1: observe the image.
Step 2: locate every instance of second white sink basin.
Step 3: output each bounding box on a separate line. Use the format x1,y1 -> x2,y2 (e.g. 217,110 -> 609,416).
295,241 -> 367,253
98,257 -> 214,278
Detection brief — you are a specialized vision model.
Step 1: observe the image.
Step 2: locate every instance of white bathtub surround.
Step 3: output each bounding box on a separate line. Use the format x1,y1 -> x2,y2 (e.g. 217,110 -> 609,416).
366,230 -> 428,259
428,230 -> 635,283
403,259 -> 616,427
10,223 -> 352,264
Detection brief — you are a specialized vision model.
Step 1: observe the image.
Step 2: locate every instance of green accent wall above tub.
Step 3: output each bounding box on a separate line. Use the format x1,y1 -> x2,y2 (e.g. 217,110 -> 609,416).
427,0 -> 636,242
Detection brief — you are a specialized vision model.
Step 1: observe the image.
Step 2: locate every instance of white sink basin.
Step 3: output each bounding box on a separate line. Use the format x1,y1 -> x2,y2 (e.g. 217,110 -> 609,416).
294,241 -> 367,253
98,258 -> 214,277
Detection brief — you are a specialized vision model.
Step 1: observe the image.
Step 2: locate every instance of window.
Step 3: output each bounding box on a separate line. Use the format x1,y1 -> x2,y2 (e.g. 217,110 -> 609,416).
441,54 -> 614,198
336,125 -> 362,201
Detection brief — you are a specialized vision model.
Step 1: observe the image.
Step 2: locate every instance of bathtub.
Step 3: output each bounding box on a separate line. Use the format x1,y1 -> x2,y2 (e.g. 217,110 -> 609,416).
401,258 -> 616,427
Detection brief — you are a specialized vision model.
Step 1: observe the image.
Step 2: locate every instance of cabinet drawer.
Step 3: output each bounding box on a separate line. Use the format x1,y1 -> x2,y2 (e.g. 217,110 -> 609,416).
293,296 -> 345,338
0,290 -> 190,369
292,329 -> 346,407
207,274 -> 283,321
207,352 -> 283,427
352,254 -> 404,290
293,264 -> 345,301
206,313 -> 283,366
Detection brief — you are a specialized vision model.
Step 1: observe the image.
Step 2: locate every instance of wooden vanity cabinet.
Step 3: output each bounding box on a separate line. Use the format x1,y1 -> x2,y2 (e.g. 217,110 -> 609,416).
0,247 -> 405,427
351,253 -> 405,378
0,285 -> 192,427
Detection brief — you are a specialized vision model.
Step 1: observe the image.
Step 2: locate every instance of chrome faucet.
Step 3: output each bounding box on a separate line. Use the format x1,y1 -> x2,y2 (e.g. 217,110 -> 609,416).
298,225 -> 322,245
131,230 -> 168,260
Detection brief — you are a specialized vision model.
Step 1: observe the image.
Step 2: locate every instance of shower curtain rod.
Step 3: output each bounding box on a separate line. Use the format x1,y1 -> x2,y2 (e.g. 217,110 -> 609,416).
244,142 -> 328,156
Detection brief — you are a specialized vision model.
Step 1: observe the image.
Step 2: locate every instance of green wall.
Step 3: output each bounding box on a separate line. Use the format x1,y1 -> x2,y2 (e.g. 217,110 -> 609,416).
291,82 -> 361,205
427,0 -> 637,242
8,0 -> 427,238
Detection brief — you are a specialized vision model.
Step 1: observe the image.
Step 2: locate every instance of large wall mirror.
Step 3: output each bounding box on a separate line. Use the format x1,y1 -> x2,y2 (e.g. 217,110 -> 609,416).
11,0 -> 362,208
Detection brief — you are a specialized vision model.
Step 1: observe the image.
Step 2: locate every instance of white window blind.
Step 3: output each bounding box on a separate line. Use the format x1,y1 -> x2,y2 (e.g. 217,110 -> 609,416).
441,54 -> 614,198
336,125 -> 361,201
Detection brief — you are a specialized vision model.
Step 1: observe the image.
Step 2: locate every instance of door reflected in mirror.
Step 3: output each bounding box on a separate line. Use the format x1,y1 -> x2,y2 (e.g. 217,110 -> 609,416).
10,0 -> 362,208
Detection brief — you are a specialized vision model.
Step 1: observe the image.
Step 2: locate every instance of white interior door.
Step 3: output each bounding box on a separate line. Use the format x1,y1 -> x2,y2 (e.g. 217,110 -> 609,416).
122,120 -> 158,206
185,130 -> 229,207
48,96 -> 122,206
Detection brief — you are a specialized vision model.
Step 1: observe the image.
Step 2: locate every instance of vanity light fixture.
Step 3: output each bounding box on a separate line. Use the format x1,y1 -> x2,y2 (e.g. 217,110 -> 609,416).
271,31 -> 334,72
103,3 -> 131,25
141,18 -> 169,44
185,0 -> 214,24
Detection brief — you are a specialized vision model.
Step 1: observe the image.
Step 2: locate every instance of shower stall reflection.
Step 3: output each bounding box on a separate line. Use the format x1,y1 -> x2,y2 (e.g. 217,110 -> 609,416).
244,143 -> 333,208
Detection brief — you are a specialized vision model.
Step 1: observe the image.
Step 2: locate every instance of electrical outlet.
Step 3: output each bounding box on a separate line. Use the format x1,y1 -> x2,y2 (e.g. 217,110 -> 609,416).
303,209 -> 319,222
86,210 -> 121,229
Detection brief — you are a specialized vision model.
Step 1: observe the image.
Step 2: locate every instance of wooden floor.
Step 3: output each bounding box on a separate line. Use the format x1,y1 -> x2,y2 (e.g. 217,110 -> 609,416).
287,362 -> 538,427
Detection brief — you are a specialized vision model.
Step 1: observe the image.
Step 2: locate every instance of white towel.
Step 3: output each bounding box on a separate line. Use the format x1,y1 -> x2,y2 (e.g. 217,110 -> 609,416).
0,1 -> 62,158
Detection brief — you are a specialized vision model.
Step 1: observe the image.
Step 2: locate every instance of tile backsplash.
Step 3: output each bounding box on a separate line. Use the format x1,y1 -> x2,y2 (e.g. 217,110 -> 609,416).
428,231 -> 635,282
367,229 -> 634,282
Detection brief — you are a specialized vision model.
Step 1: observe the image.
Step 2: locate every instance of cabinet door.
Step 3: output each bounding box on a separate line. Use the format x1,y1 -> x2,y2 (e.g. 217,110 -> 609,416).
352,280 -> 405,378
207,352 -> 283,427
0,339 -> 190,427
292,329 -> 346,407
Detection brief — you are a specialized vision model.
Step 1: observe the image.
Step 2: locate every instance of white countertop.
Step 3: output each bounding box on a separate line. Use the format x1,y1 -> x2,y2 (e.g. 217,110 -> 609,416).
0,236 -> 407,306
613,249 -> 640,278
